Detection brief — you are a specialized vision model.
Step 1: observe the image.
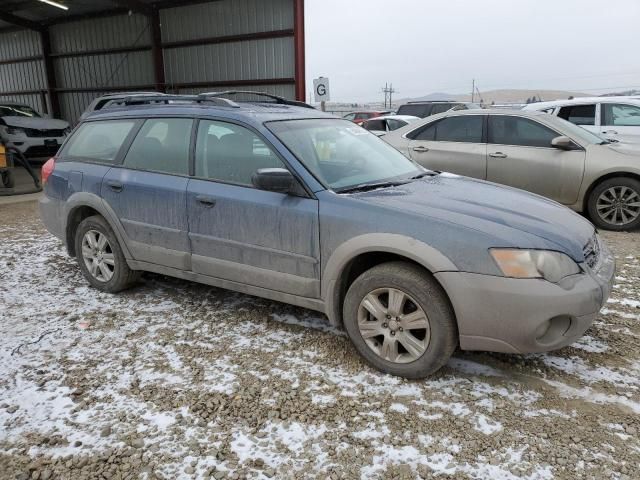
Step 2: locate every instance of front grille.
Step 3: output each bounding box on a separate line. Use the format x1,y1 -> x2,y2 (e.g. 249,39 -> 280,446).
24,128 -> 65,138
24,145 -> 60,157
583,234 -> 601,269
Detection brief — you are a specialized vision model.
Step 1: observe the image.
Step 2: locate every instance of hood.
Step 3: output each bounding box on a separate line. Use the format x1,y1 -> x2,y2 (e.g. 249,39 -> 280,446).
1,116 -> 69,130
349,173 -> 595,261
605,141 -> 640,157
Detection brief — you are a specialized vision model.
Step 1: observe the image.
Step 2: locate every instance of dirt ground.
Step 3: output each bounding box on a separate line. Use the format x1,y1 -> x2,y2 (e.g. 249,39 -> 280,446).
1,201 -> 639,480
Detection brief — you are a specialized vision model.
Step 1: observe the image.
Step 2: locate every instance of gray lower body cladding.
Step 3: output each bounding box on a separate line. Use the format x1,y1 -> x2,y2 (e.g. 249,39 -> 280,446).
435,244 -> 615,354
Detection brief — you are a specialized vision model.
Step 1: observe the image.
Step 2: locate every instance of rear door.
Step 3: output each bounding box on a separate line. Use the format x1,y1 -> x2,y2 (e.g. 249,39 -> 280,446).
407,114 -> 487,178
53,119 -> 138,200
101,117 -> 193,270
600,103 -> 640,143
187,119 -> 321,298
486,114 -> 585,205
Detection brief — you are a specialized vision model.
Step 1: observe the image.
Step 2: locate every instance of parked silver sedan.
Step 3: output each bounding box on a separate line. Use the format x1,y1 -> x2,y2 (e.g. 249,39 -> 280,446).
384,110 -> 640,230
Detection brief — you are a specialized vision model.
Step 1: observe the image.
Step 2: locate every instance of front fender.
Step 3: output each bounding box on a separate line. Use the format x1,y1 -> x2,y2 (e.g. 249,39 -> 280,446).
322,233 -> 457,325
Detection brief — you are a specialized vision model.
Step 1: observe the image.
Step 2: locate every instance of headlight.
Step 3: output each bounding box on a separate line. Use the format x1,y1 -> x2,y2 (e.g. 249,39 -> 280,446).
490,249 -> 581,283
5,127 -> 26,136
63,126 -> 72,136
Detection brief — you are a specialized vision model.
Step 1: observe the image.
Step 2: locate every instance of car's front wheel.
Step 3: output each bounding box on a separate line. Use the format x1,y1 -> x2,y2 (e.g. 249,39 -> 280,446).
74,215 -> 140,292
587,177 -> 640,231
343,261 -> 457,378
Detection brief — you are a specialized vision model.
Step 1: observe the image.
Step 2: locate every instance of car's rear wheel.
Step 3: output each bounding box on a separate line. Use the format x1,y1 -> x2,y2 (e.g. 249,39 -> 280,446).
74,215 -> 140,292
343,261 -> 457,378
588,177 -> 640,231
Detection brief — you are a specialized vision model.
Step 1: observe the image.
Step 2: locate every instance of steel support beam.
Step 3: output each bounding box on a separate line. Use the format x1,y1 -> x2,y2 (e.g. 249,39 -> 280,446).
293,0 -> 306,101
150,7 -> 166,92
40,29 -> 61,118
0,11 -> 43,31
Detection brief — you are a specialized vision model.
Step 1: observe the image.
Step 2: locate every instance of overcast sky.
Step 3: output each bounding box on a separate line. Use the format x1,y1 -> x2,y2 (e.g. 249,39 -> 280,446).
304,0 -> 640,102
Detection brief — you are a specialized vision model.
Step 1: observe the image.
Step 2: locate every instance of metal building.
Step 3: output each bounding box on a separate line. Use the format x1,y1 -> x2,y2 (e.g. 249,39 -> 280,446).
0,0 -> 306,123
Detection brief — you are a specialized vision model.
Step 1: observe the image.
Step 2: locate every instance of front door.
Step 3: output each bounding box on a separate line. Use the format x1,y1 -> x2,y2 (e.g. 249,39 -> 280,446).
600,103 -> 640,144
187,119 -> 321,298
101,117 -> 194,269
486,115 -> 585,205
407,114 -> 487,179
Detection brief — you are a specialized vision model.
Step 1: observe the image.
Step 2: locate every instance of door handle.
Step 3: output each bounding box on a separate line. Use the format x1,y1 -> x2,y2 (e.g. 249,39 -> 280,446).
602,130 -> 618,135
196,195 -> 216,207
489,152 -> 507,158
412,146 -> 429,153
106,180 -> 123,192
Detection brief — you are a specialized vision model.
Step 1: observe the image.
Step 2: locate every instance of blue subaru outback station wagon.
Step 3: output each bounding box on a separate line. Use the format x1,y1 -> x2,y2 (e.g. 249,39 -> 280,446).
40,92 -> 615,378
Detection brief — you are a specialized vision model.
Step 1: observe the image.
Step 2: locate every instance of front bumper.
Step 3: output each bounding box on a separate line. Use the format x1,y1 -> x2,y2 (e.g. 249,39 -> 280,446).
435,241 -> 615,354
3,136 -> 65,157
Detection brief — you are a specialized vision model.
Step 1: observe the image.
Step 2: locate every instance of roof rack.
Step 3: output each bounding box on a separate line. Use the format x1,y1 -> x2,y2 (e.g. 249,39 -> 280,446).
199,90 -> 315,109
106,94 -> 240,109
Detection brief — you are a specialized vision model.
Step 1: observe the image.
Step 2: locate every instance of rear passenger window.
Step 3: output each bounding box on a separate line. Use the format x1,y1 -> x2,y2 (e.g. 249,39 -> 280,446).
123,118 -> 192,175
557,104 -> 595,125
434,116 -> 483,143
63,120 -> 136,163
195,120 -> 284,187
409,122 -> 436,141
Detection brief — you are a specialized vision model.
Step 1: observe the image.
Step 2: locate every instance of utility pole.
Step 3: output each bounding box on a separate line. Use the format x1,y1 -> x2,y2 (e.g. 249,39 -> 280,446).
471,79 -> 475,103
381,83 -> 397,109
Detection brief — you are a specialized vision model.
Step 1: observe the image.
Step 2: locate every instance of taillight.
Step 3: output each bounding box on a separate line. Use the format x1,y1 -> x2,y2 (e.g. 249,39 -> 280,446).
41,157 -> 56,185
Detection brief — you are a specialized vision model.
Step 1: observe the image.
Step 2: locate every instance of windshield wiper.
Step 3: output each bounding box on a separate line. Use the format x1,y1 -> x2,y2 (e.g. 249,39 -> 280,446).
336,180 -> 409,194
409,171 -> 436,180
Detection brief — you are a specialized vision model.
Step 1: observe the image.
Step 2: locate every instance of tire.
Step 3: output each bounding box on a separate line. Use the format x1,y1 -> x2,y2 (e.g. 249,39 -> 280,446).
343,261 -> 457,378
1,170 -> 14,189
74,215 -> 140,293
587,177 -> 640,231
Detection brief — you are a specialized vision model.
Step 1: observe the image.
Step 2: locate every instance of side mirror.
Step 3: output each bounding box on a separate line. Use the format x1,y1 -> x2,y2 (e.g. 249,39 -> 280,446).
251,168 -> 294,193
551,136 -> 575,150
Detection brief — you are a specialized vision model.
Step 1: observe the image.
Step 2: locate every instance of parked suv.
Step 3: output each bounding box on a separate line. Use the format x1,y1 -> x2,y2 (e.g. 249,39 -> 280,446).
396,101 -> 480,118
0,102 -> 70,157
40,93 -> 615,378
523,97 -> 640,144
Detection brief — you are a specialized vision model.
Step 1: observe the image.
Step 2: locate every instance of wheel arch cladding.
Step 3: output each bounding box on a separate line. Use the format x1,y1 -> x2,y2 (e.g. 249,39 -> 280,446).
64,193 -> 130,259
321,233 -> 458,327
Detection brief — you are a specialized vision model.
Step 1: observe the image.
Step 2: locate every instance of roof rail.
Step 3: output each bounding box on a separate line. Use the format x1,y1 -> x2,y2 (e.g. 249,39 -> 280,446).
199,90 -> 315,109
105,94 -> 240,109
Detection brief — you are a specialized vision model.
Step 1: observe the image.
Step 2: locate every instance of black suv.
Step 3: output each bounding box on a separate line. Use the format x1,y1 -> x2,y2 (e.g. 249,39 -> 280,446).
396,101 -> 481,118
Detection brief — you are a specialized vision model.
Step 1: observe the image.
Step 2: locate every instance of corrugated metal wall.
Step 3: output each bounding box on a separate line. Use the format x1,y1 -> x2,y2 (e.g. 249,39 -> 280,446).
0,29 -> 47,113
50,13 -> 155,122
0,0 -> 298,124
162,0 -> 295,96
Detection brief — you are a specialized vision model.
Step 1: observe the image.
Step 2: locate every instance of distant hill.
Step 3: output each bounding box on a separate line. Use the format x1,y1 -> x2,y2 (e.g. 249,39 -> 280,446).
399,89 -> 590,105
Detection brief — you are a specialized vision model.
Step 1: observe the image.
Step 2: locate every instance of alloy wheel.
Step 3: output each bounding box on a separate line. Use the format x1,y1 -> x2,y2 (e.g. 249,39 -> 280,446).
357,287 -> 430,364
81,229 -> 115,282
596,186 -> 640,226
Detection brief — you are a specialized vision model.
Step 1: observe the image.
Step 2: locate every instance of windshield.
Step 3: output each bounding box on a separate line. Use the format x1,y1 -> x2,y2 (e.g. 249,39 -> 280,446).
545,114 -> 608,145
0,104 -> 40,118
267,119 -> 423,191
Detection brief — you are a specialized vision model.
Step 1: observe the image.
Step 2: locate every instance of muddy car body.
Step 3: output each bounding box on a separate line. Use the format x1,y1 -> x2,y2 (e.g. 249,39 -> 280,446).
39,94 -> 615,377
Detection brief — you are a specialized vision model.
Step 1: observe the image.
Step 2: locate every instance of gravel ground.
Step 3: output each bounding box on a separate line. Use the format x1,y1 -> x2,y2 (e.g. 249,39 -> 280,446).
1,201 -> 639,480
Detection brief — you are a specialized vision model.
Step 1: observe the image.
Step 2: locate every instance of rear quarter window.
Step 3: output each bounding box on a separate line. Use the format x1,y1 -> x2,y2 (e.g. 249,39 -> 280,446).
61,120 -> 137,163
